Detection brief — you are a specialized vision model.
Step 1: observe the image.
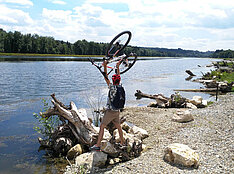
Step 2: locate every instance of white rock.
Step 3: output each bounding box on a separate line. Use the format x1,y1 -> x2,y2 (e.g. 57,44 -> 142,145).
129,125 -> 149,140
121,122 -> 149,140
164,143 -> 199,168
172,109 -> 194,123
100,140 -> 118,155
191,96 -> 203,105
93,127 -> 112,141
202,100 -> 208,107
186,102 -> 197,109
75,151 -> 107,169
67,144 -> 83,159
113,129 -> 141,147
147,102 -> 157,107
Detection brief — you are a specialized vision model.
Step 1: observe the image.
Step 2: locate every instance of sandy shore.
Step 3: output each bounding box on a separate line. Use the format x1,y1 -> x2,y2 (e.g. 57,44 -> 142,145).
95,93 -> 233,174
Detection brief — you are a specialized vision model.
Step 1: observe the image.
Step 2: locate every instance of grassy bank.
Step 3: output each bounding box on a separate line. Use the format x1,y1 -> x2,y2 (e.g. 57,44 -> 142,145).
0,53 -> 104,61
0,53 -> 103,57
203,60 -> 234,91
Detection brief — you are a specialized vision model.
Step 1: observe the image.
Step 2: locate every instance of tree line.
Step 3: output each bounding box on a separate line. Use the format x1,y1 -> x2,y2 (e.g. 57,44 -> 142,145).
0,28 -> 223,57
210,49 -> 234,58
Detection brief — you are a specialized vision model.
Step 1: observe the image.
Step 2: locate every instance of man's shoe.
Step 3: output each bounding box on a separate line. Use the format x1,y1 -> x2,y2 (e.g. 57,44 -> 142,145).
89,144 -> 101,151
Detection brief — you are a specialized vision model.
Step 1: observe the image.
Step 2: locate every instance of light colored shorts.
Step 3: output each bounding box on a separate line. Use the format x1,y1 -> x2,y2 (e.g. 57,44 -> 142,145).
101,109 -> 120,126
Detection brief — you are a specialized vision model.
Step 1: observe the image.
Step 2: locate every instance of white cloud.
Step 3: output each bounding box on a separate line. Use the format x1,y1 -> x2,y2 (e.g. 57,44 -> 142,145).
51,0 -> 66,5
42,8 -> 72,23
0,0 -> 33,6
0,4 -> 33,25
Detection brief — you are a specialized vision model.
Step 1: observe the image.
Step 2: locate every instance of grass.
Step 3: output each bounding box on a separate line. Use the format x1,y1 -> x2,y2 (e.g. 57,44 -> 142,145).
0,53 -> 104,61
0,52 -> 103,57
205,70 -> 234,83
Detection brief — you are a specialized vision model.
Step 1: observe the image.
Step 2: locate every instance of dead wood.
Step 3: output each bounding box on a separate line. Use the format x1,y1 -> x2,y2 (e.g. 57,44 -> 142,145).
185,70 -> 196,76
40,94 -> 98,147
174,88 -> 217,92
135,90 -> 187,108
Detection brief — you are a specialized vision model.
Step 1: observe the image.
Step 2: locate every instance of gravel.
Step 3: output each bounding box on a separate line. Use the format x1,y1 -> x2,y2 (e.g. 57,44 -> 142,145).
95,93 -> 234,174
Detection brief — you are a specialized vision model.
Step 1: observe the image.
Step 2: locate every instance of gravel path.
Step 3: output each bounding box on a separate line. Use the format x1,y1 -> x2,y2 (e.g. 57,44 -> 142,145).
96,93 -> 234,174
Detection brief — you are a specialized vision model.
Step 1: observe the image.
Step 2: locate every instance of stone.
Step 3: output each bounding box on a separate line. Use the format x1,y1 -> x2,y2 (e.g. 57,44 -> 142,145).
191,96 -> 203,106
129,125 -> 149,140
121,122 -> 131,133
172,109 -> 194,123
100,140 -> 118,155
186,102 -> 197,109
93,127 -> 112,141
121,122 -> 149,140
67,144 -> 83,159
164,143 -> 199,168
113,129 -> 142,147
75,151 -> 108,169
201,100 -> 208,107
109,159 -> 115,165
142,144 -> 147,152
147,101 -> 157,107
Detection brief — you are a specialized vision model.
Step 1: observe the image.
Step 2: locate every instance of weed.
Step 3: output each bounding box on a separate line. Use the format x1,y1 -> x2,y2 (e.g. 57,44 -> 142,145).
33,99 -> 61,139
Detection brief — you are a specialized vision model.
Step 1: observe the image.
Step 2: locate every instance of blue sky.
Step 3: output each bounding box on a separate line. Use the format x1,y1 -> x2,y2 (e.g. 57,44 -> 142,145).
0,0 -> 234,51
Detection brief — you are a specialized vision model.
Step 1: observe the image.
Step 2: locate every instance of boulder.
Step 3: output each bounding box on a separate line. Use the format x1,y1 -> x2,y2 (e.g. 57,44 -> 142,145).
147,101 -> 157,107
108,158 -> 121,165
100,140 -> 118,156
129,125 -> 149,140
75,151 -> 107,169
186,102 -> 197,109
172,109 -> 194,123
201,100 -> 208,107
67,144 -> 83,159
121,122 -> 149,140
190,96 -> 203,106
93,126 -> 112,141
164,143 -> 199,168
113,129 -> 142,147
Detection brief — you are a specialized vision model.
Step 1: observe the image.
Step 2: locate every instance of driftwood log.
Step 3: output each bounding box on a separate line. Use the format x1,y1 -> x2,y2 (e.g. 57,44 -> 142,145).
134,90 -> 211,108
185,70 -> 196,76
41,94 -> 98,146
135,90 -> 187,108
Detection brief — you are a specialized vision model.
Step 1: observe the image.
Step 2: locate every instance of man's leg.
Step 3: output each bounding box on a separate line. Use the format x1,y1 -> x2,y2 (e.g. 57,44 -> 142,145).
114,122 -> 124,145
96,123 -> 106,147
89,123 -> 106,151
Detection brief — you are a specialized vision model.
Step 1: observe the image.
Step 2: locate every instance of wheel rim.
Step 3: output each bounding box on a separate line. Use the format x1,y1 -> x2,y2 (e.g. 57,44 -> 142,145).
106,31 -> 131,58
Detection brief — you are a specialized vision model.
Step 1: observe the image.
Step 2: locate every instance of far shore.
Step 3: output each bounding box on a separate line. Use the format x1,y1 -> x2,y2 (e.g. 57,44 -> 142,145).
0,53 -> 215,62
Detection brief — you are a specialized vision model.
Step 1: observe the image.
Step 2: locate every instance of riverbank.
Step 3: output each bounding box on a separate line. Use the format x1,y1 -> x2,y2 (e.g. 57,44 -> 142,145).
94,93 -> 233,174
0,53 -> 103,61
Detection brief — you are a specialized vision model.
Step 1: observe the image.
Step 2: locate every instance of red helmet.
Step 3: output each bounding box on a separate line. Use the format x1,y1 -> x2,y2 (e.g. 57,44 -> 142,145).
112,74 -> 121,85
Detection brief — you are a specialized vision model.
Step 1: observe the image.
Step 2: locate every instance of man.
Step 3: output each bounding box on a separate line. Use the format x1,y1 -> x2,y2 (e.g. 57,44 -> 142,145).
90,60 -> 125,151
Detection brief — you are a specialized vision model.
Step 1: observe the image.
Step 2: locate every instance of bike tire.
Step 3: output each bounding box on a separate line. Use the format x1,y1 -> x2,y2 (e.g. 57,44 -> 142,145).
119,54 -> 137,74
106,31 -> 132,58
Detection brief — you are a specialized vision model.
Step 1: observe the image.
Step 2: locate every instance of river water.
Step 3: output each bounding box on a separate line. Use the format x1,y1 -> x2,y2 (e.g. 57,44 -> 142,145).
0,57 -> 216,173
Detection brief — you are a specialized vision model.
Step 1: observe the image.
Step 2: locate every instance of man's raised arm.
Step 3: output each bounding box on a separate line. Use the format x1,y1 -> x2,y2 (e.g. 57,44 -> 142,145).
103,60 -> 110,86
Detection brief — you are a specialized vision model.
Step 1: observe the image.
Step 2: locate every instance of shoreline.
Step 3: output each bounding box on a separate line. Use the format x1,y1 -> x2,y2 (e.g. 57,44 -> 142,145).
94,93 -> 233,173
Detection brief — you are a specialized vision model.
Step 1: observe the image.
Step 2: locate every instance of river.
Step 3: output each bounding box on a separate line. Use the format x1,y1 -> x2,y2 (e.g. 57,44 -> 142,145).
0,57 -> 217,173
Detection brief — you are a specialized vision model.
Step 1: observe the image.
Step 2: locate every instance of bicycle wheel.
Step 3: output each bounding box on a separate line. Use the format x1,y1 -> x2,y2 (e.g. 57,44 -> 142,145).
106,31 -> 132,58
119,54 -> 137,74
